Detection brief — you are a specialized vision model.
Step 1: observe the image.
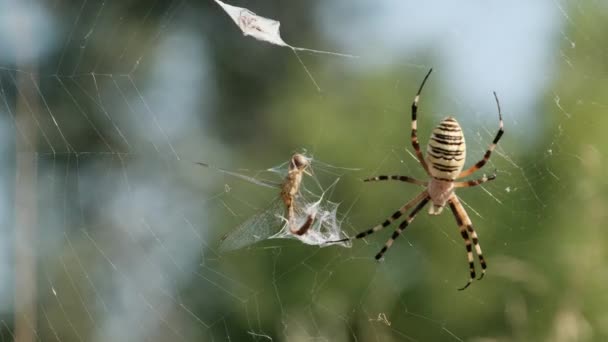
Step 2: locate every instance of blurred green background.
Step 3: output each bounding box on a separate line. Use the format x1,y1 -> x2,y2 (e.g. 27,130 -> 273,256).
1,0 -> 607,341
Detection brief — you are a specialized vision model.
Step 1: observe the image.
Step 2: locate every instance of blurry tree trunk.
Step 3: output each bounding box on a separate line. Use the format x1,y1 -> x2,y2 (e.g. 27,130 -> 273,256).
14,7 -> 38,342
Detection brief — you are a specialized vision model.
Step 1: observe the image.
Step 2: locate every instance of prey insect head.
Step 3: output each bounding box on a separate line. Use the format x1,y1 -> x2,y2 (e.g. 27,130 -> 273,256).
290,153 -> 311,174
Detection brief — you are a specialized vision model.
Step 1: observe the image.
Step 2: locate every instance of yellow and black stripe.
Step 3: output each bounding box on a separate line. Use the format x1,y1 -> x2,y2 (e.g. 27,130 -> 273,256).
329,191 -> 429,244
375,196 -> 430,260
363,175 -> 426,186
448,194 -> 486,290
457,91 -> 504,178
426,117 -> 466,180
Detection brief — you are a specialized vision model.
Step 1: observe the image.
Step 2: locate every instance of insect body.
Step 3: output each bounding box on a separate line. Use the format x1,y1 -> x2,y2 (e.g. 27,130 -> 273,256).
331,69 -> 504,290
198,154 -> 319,252
281,153 -> 315,235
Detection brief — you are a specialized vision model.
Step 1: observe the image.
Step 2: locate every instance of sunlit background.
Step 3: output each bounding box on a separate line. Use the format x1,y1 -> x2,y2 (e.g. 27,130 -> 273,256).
1,0 -> 606,341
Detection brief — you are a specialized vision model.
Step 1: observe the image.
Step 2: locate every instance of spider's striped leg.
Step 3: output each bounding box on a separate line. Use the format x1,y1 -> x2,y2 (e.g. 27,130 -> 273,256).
327,190 -> 428,243
411,68 -> 434,175
454,171 -> 497,188
375,196 -> 430,260
363,175 -> 426,186
448,194 -> 487,290
458,92 -> 504,179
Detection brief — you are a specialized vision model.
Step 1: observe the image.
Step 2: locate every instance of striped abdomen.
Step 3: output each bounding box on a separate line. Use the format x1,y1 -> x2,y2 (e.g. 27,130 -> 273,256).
426,117 -> 466,180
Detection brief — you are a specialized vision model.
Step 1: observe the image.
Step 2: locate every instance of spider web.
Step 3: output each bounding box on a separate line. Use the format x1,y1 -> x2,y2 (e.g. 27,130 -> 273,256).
1,0 -> 605,341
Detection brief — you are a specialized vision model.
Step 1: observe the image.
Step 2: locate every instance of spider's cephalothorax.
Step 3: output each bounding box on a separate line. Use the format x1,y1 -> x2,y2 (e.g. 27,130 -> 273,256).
330,68 -> 504,290
426,117 -> 466,215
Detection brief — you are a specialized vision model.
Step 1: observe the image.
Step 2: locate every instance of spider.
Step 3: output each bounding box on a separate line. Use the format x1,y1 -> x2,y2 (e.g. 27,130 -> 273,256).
332,68 -> 504,290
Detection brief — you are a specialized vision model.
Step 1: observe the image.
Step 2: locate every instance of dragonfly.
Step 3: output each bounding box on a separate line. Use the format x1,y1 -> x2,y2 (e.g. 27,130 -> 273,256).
197,153 -> 343,252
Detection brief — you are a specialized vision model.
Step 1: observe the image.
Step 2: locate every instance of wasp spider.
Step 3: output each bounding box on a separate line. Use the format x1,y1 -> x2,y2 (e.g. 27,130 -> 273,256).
334,68 -> 504,290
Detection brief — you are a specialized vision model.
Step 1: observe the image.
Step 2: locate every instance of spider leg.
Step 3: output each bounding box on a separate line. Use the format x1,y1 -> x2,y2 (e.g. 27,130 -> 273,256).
454,170 -> 497,188
375,196 -> 430,260
411,68 -> 434,176
327,190 -> 428,243
363,175 -> 426,186
458,92 -> 504,179
448,194 -> 487,290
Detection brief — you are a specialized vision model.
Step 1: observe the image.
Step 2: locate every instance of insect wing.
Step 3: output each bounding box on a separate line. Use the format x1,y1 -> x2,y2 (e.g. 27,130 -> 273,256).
218,198 -> 285,252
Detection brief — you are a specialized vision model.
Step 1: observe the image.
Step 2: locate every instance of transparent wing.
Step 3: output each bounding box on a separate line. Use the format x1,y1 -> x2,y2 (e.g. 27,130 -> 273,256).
218,197 -> 286,253
195,162 -> 281,189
